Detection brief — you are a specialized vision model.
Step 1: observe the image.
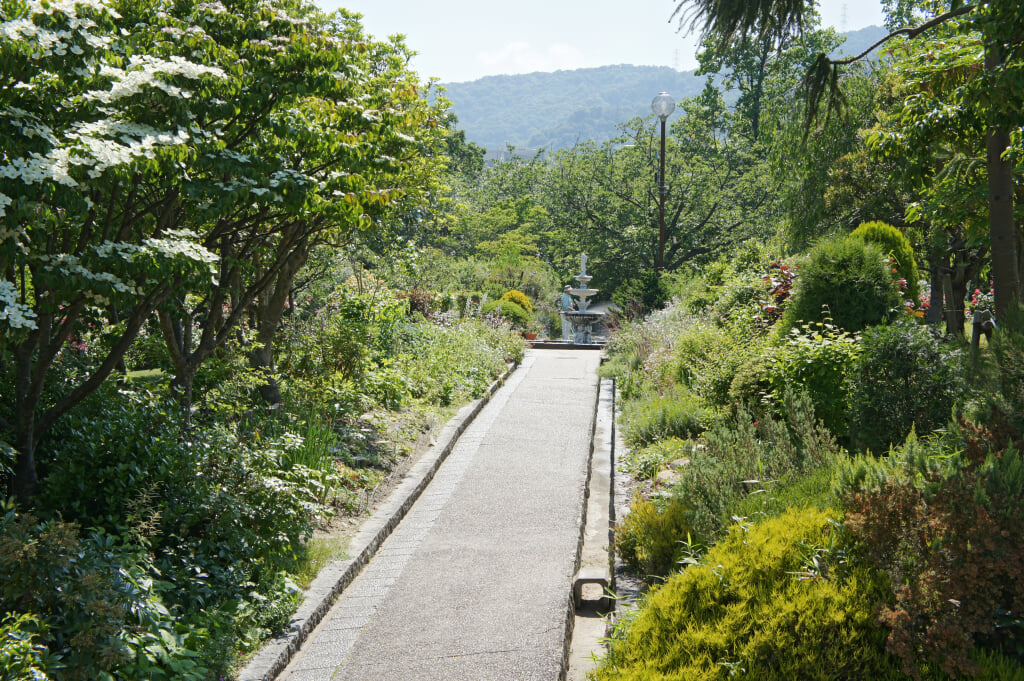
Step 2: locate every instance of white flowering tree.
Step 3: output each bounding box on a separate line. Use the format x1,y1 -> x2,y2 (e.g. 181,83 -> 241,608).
0,0 -> 447,499
0,0 -> 229,500
127,0 -> 448,407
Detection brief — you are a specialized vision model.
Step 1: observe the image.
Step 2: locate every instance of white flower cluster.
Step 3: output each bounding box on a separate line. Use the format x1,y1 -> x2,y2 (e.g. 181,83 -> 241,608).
0,149 -> 75,186
0,0 -> 117,61
69,119 -> 191,177
39,253 -> 138,295
0,192 -> 11,219
88,55 -> 226,104
92,239 -> 144,259
0,279 -> 37,330
4,106 -> 59,145
195,1 -> 228,15
144,230 -> 219,265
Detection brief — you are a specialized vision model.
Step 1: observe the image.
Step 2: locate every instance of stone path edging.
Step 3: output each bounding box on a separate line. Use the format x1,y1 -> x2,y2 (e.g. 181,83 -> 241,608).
238,362 -> 519,681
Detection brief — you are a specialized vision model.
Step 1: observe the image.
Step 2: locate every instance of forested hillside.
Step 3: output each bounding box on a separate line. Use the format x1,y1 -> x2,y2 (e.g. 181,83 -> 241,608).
440,25 -> 886,154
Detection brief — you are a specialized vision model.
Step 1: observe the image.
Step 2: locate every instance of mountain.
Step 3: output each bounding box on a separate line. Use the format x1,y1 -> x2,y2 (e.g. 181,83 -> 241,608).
439,65 -> 705,156
438,26 -> 888,156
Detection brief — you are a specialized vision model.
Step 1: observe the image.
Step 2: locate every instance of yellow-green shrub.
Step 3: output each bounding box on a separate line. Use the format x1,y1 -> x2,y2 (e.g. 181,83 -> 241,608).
615,496 -> 693,582
500,289 -> 534,313
597,508 -> 896,681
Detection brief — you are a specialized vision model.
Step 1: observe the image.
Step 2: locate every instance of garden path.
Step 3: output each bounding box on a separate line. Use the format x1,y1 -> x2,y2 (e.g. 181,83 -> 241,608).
276,348 -> 602,681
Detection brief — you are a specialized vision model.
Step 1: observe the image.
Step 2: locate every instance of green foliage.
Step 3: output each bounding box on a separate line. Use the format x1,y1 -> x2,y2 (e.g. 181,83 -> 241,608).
764,321 -> 862,437
673,390 -> 842,543
671,320 -> 761,407
781,236 -> 901,334
621,390 -> 714,448
841,424 -> 1024,679
596,508 -> 898,681
615,496 -> 694,582
0,505 -> 207,681
848,320 -> 965,453
612,271 -> 671,317
0,612 -> 58,681
849,220 -> 921,303
481,299 -> 530,329
33,384 -> 319,675
395,318 -> 524,406
620,438 -> 691,481
499,289 -> 534,314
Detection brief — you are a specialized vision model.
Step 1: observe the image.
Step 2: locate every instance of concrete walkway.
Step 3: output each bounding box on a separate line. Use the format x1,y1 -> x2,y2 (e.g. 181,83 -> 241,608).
277,349 -> 603,681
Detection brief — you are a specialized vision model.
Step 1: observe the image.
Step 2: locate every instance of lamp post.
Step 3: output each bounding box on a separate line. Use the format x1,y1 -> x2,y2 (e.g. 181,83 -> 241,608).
651,91 -> 675,271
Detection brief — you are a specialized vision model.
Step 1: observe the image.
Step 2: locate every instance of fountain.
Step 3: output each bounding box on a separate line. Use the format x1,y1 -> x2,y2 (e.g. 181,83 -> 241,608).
562,253 -> 605,344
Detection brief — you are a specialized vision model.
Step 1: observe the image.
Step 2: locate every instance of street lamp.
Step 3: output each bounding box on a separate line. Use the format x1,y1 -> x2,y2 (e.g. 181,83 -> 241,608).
651,91 -> 675,271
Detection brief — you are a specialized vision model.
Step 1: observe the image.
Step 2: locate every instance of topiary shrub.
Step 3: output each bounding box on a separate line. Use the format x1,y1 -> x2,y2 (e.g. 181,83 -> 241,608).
481,298 -> 530,328
499,289 -> 534,314
848,320 -> 965,453
615,495 -> 693,582
850,221 -> 921,303
781,236 -> 901,334
621,389 -> 713,448
596,508 -> 899,681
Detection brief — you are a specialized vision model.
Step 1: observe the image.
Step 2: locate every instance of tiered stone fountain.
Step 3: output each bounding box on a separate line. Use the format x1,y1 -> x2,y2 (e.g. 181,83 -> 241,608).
562,254 -> 605,344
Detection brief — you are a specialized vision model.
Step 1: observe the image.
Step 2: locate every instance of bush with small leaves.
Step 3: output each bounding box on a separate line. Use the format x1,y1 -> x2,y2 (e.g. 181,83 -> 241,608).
781,236 -> 901,334
596,508 -> 899,681
481,298 -> 530,328
621,389 -> 713,448
848,320 -> 965,453
499,289 -> 534,314
615,496 -> 693,582
850,221 -> 921,303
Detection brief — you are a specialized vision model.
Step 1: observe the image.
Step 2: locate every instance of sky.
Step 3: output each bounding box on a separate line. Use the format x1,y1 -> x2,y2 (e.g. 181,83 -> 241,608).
313,0 -> 886,84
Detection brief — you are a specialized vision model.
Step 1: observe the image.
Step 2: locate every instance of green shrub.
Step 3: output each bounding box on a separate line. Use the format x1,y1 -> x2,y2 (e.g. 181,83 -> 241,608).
615,496 -> 693,582
850,220 -> 921,303
35,384 -> 320,676
670,321 -> 759,407
0,613 -> 58,681
840,425 -> 1024,679
765,321 -> 861,437
0,506 -> 207,681
621,390 -> 713,448
848,320 -> 965,453
612,270 -> 670,317
673,390 -> 841,542
781,236 -> 901,334
596,508 -> 898,681
396,317 -> 524,406
481,298 -> 530,328
499,289 -> 534,313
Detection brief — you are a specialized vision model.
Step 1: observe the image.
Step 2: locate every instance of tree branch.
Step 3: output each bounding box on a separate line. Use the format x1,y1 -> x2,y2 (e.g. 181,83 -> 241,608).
831,4 -> 978,66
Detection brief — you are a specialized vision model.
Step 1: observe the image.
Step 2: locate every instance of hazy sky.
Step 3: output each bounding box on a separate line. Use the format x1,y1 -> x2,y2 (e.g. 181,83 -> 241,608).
313,0 -> 886,83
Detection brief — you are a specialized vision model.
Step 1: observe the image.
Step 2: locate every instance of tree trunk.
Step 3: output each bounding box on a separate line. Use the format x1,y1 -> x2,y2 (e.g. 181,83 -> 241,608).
927,257 -> 944,325
985,45 -> 1021,323
247,239 -> 309,406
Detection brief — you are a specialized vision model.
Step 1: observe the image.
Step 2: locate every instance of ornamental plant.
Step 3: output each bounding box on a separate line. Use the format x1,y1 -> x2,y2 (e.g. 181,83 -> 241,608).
500,289 -> 534,314
850,221 -> 921,304
780,236 -> 902,334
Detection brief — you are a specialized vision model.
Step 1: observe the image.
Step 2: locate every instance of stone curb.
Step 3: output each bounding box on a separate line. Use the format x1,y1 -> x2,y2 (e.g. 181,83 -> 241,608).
237,361 -> 520,681
558,374 -> 614,680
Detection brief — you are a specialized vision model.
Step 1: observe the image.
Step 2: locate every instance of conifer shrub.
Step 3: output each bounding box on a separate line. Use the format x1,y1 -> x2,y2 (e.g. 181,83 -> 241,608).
848,320 -> 965,453
850,221 -> 921,303
780,236 -> 901,334
615,496 -> 693,582
499,289 -> 534,313
481,298 -> 530,328
596,508 -> 898,681
672,390 -> 841,543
